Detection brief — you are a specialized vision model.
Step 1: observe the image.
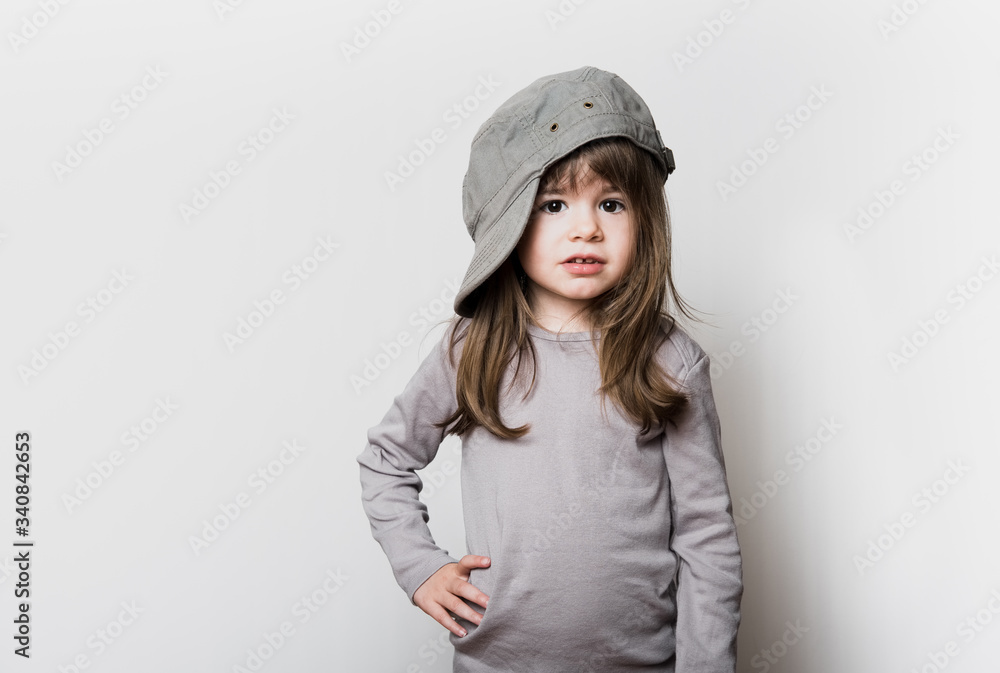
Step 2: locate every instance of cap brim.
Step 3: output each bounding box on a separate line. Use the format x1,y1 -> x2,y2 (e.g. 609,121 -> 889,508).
454,176 -> 540,319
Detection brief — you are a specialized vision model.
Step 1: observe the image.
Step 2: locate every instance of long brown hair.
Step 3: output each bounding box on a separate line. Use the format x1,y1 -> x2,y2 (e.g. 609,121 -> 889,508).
434,137 -> 704,440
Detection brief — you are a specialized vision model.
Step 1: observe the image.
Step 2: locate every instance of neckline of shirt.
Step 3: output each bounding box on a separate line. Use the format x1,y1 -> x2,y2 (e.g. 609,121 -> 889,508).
526,322 -> 600,342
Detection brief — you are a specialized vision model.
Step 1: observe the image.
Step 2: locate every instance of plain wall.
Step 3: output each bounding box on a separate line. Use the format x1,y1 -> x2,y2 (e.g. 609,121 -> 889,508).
1,0 -> 998,671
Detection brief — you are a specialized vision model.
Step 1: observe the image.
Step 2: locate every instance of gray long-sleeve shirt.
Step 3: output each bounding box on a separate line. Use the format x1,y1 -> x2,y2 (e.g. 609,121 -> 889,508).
357,316 -> 743,672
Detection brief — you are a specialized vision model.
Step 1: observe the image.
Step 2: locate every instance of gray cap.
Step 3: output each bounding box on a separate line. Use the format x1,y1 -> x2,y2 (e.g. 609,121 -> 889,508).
453,65 -> 675,319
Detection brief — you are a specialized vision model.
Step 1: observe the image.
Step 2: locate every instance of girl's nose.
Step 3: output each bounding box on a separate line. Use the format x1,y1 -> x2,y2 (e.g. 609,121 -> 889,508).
568,206 -> 602,240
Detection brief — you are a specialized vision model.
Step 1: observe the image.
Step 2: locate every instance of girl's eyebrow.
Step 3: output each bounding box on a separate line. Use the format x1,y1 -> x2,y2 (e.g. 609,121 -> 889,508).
536,182 -> 623,197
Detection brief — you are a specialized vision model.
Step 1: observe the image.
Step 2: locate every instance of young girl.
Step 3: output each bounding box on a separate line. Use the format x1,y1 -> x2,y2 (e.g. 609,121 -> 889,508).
357,66 -> 743,673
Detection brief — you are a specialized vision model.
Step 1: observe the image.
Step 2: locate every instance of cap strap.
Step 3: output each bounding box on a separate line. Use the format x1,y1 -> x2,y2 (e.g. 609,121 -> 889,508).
663,146 -> 675,176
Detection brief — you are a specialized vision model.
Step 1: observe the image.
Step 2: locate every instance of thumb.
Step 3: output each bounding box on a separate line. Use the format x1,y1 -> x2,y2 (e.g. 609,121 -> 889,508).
460,555 -> 490,569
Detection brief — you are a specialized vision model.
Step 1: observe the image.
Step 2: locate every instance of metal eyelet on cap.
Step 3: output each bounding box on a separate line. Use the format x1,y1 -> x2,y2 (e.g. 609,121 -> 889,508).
549,122 -> 559,132
583,101 -> 593,109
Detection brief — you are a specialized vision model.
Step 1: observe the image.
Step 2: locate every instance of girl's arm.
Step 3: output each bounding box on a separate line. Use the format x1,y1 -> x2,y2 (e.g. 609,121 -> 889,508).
356,329 -> 462,605
662,351 -> 743,673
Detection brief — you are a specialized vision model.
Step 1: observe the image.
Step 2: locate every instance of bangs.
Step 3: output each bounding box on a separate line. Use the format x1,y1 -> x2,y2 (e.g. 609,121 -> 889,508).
537,136 -> 650,197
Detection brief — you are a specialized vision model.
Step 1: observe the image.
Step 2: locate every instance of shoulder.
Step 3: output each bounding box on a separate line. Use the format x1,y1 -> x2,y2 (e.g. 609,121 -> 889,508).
394,317 -> 468,410
654,314 -> 709,381
417,316 -> 469,378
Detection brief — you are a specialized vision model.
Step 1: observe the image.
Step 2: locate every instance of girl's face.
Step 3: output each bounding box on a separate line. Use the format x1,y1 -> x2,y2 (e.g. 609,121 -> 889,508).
515,168 -> 634,329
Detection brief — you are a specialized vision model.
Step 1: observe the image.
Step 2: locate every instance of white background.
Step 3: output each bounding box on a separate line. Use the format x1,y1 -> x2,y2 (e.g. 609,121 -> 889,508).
1,0 -> 998,671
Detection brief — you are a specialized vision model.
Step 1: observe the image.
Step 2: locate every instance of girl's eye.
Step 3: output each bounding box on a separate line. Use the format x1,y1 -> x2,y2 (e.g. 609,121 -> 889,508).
537,199 -> 624,214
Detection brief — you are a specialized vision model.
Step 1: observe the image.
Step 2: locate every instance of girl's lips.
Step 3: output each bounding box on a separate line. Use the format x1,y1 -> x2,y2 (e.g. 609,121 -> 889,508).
561,261 -> 605,275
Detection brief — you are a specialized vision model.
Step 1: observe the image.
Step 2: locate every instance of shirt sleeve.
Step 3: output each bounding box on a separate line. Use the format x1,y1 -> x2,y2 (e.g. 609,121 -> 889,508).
356,328 -> 463,604
662,353 -> 744,673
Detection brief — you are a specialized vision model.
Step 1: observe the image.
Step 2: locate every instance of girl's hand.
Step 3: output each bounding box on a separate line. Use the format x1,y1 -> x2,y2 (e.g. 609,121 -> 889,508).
412,555 -> 491,637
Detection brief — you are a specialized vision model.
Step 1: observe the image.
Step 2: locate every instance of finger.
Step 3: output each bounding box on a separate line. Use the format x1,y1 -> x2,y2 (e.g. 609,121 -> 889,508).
455,556 -> 491,581
446,595 -> 485,627
425,602 -> 470,638
458,555 -> 491,570
453,579 -> 490,610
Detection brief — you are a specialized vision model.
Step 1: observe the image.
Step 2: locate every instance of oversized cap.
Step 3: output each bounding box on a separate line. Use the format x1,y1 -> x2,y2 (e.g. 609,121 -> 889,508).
454,65 -> 675,319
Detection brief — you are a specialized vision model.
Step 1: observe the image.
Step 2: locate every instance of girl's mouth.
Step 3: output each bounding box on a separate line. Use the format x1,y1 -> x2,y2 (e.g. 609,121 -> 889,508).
562,259 -> 605,274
